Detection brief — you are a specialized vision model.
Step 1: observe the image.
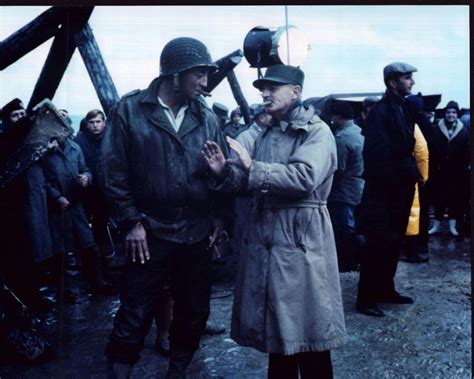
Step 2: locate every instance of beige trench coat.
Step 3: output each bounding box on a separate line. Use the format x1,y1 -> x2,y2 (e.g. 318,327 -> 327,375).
215,104 -> 347,355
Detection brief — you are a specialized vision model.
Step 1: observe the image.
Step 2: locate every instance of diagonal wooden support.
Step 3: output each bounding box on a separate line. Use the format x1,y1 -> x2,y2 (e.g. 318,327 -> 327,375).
226,70 -> 251,124
74,23 -> 120,115
206,49 -> 243,93
27,6 -> 94,112
0,6 -> 70,70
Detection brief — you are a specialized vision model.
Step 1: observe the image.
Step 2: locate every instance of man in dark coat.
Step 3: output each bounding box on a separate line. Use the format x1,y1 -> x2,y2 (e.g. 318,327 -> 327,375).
75,109 -> 111,255
99,37 -> 231,378
328,101 -> 365,272
42,137 -> 114,301
427,100 -> 470,236
356,62 -> 420,317
0,99 -> 53,313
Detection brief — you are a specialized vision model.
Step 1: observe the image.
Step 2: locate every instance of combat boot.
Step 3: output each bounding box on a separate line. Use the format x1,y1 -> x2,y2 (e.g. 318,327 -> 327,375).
166,349 -> 195,379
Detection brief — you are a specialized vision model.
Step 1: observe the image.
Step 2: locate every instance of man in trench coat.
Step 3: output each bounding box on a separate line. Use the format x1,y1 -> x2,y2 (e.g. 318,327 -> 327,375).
203,64 -> 346,379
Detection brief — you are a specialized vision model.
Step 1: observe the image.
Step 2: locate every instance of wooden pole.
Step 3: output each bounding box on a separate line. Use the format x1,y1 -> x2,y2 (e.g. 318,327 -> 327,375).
27,7 -> 94,112
73,24 -> 119,115
226,70 -> 251,124
206,49 -> 243,93
0,6 -> 70,70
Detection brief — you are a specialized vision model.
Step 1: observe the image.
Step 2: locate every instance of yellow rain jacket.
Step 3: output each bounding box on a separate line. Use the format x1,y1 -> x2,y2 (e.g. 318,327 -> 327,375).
406,124 -> 429,235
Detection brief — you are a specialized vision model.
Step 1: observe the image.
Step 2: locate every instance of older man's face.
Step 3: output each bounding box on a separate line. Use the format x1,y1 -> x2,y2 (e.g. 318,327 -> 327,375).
260,83 -> 299,117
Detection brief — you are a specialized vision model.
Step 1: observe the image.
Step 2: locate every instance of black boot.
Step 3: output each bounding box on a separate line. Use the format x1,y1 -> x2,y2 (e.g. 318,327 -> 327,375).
166,349 -> 195,379
405,236 -> 429,263
81,247 -> 116,296
106,361 -> 133,379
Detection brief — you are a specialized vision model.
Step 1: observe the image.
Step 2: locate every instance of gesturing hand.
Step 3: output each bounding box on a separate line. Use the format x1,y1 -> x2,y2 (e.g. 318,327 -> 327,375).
125,222 -> 150,264
202,141 -> 228,178
226,137 -> 252,171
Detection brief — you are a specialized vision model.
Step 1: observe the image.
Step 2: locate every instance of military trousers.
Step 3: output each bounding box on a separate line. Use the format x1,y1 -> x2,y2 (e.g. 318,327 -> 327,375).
105,235 -> 212,364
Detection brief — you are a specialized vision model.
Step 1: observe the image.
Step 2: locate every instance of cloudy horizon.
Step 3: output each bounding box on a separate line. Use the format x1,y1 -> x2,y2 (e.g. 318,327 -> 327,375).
1,5 -> 470,116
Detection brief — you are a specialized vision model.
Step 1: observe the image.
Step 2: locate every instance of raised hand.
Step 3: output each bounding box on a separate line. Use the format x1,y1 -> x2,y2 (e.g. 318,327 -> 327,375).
226,136 -> 252,171
202,140 -> 227,178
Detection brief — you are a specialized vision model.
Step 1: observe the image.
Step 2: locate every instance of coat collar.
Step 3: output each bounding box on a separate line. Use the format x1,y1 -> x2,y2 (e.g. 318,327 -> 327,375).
275,103 -> 316,133
140,77 -> 203,140
334,120 -> 357,136
438,118 -> 464,141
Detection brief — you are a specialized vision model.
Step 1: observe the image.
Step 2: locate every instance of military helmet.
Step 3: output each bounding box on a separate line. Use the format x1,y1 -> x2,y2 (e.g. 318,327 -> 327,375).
160,37 -> 218,76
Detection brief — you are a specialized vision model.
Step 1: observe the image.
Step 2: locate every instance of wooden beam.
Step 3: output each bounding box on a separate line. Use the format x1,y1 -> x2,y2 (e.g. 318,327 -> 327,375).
74,24 -> 119,115
27,7 -> 94,112
206,49 -> 243,93
226,70 -> 251,124
0,6 -> 70,70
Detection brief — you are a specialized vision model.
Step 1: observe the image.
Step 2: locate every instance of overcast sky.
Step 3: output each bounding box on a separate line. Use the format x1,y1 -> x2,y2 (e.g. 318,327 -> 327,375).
0,5 -> 470,116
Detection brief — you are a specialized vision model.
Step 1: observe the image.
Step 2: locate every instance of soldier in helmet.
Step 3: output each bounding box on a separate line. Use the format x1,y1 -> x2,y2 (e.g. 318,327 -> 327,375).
99,37 -> 231,378
223,107 -> 245,139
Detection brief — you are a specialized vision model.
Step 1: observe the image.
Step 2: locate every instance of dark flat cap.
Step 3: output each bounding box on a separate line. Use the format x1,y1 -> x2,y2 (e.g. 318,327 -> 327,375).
383,62 -> 417,79
253,64 -> 304,90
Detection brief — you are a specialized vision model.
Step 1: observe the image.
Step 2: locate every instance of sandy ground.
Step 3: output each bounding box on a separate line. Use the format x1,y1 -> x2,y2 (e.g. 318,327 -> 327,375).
0,232 -> 470,378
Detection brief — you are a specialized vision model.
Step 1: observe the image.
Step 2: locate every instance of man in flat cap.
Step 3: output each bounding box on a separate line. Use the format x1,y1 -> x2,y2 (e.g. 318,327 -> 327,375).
356,62 -> 420,317
203,64 -> 346,378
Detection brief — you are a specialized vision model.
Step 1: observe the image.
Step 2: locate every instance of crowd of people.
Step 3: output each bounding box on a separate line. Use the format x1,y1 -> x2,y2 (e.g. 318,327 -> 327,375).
0,36 -> 470,378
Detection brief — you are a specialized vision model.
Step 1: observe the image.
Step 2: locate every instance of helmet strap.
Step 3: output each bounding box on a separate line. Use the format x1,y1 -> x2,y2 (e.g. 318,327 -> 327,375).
173,73 -> 181,96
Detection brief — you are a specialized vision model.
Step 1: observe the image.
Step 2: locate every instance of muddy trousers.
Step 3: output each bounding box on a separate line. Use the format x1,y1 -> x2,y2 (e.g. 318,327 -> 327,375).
357,236 -> 403,305
268,351 -> 333,379
105,236 -> 212,366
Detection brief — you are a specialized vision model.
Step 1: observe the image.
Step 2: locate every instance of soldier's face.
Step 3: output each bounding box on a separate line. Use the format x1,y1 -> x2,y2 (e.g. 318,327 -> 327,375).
232,114 -> 241,125
260,83 -> 300,118
180,67 -> 209,99
87,115 -> 106,136
256,113 -> 272,127
9,109 -> 26,123
444,108 -> 458,123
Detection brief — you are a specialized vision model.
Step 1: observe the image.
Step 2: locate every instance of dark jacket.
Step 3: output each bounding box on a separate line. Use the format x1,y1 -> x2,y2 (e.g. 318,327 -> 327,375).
223,122 -> 246,139
358,90 -> 418,239
328,120 -> 365,206
98,77 -> 232,244
428,119 -> 470,197
42,138 -> 95,252
74,130 -> 102,180
24,163 -> 53,262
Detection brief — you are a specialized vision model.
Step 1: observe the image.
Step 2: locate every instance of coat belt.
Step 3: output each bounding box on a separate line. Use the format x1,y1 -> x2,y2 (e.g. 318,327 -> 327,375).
259,198 -> 327,209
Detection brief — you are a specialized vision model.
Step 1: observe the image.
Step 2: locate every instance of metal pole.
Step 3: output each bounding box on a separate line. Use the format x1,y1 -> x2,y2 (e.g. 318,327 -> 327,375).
285,6 -> 290,65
